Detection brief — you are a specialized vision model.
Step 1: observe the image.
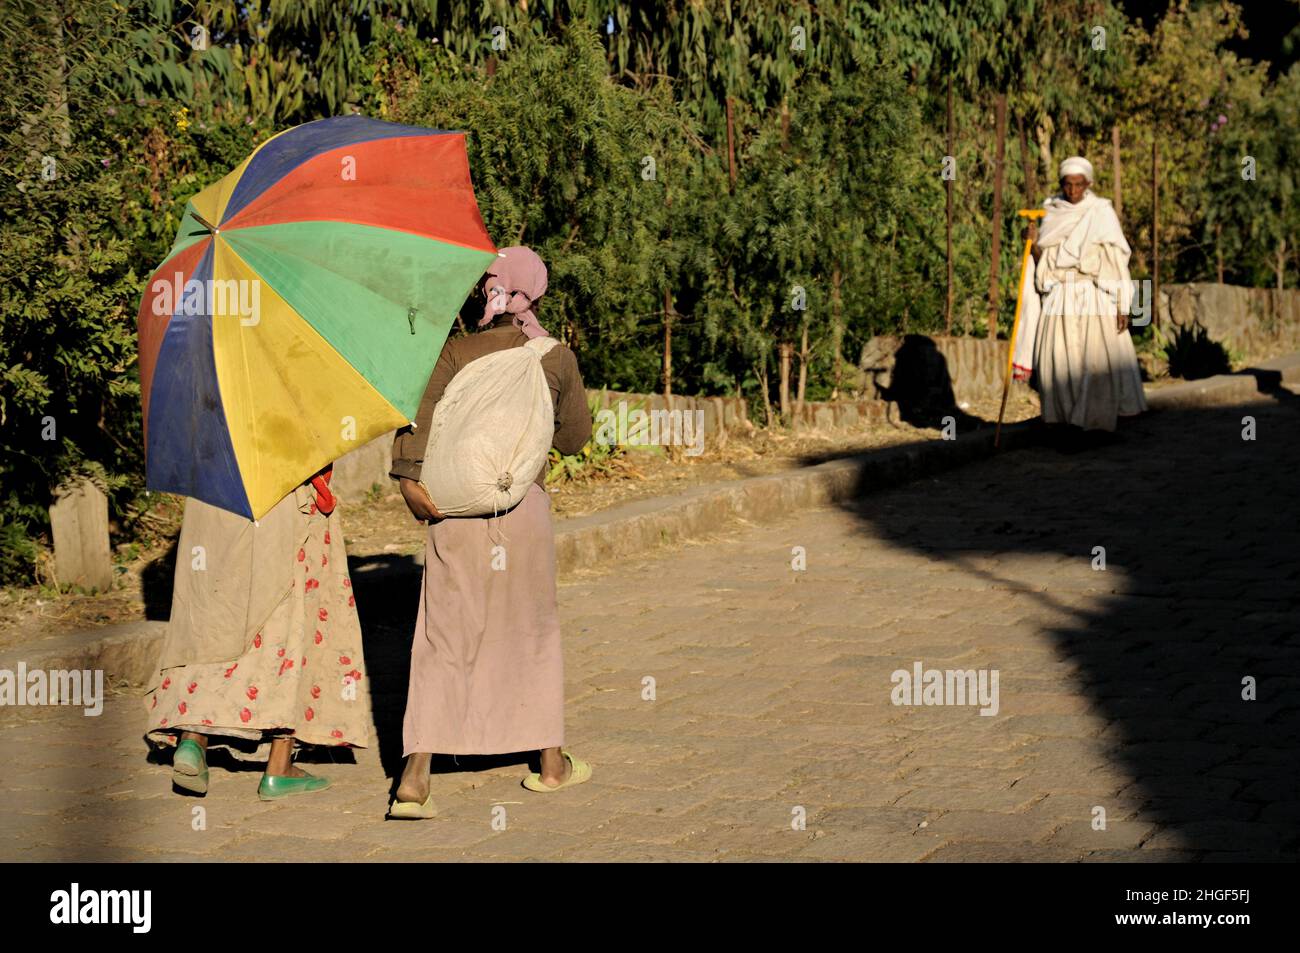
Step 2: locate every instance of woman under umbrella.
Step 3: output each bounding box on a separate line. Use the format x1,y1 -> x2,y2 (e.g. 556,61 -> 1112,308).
144,469 -> 372,799
135,115 -> 499,800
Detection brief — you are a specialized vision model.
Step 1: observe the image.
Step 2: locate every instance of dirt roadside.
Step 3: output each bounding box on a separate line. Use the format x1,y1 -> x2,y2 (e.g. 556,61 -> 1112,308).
0,387 -> 1040,649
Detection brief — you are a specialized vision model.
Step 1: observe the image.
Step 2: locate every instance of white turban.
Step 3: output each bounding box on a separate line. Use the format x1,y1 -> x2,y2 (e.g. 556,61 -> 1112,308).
1059,156 -> 1094,183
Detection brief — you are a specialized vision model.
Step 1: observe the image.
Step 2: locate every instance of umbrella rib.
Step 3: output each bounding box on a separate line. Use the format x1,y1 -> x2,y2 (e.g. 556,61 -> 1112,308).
191,210 -> 219,234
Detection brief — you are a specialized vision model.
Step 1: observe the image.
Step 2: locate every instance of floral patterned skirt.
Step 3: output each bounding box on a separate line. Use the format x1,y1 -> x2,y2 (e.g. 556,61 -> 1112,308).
144,499 -> 373,763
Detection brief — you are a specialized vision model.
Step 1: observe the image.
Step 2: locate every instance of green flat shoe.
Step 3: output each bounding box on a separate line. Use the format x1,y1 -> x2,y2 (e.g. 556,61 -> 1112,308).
172,738 -> 209,795
258,771 -> 332,801
387,792 -> 436,820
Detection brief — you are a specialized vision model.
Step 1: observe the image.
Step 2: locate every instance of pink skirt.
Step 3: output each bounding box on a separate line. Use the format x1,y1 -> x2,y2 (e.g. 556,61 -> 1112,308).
402,482 -> 565,755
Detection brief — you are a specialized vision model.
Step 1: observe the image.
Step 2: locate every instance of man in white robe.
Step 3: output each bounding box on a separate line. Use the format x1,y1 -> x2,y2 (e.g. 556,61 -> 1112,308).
1012,156 -> 1146,432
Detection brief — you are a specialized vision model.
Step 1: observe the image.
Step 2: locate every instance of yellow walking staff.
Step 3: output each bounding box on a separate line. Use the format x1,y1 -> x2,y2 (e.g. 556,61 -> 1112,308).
995,208 -> 1046,448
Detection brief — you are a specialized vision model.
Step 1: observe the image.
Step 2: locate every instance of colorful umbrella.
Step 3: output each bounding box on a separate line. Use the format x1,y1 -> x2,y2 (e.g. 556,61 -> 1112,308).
137,115 -> 497,519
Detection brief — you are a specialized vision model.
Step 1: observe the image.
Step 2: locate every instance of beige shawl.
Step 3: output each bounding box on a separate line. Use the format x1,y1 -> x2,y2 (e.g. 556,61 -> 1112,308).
1012,191 -> 1131,374
156,487 -> 312,670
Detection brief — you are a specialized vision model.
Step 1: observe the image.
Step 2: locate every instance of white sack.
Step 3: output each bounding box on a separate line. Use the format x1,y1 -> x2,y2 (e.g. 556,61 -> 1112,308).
420,336 -> 559,517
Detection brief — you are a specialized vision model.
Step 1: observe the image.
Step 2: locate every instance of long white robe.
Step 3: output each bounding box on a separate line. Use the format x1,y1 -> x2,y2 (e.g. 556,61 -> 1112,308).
1013,191 -> 1147,431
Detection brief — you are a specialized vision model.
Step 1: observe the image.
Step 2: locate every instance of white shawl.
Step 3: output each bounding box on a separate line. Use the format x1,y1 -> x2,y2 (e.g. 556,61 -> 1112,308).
1011,190 -> 1130,376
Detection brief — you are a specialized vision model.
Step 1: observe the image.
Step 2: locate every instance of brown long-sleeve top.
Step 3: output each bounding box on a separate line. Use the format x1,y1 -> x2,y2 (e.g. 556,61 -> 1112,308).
390,313 -> 592,490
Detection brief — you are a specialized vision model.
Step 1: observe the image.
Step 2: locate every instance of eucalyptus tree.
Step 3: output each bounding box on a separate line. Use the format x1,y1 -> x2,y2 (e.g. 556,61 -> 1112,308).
370,22 -> 685,389
863,0 -> 1006,334
1116,1 -> 1267,295
1248,66 -> 1300,290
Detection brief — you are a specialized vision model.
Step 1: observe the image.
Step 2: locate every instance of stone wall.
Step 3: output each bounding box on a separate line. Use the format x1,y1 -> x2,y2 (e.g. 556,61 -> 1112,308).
1163,283 -> 1300,365
784,397 -> 890,431
332,340 -> 1001,493
857,284 -> 1300,406
860,334 -> 1005,407
588,388 -> 750,443
591,388 -> 897,436
330,432 -> 394,503
332,283 -> 1300,488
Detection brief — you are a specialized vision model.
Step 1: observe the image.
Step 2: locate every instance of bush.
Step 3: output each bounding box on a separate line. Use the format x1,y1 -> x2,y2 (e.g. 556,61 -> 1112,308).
0,1 -> 268,583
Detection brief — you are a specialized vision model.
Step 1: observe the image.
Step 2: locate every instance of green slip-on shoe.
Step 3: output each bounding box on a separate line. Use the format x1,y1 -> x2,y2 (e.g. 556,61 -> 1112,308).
257,771 -> 332,801
172,738 -> 209,795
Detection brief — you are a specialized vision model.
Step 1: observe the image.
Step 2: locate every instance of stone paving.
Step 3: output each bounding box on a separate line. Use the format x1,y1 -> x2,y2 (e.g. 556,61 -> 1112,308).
1,391 -> 1297,861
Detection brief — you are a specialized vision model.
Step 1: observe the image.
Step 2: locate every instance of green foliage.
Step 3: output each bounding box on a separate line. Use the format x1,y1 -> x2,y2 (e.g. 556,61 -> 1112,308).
1,1 -> 144,581
2,0 -> 1299,583
0,518 -> 42,583
0,0 -> 269,583
545,394 -> 661,484
365,21 -> 708,391
1110,1 -> 1273,284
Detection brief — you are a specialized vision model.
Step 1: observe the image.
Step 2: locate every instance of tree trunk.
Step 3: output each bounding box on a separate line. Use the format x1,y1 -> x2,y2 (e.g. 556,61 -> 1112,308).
1277,237 -> 1287,293
726,96 -> 737,192
778,341 -> 793,423
662,289 -> 673,398
795,322 -> 810,423
945,76 -> 955,334
1216,223 -> 1224,284
1154,138 -> 1163,303
1036,116 -> 1053,185
830,265 -> 844,399
1017,114 -> 1038,206
988,92 -> 1007,339
756,354 -> 773,427
1111,124 -> 1123,223
20,10 -> 73,194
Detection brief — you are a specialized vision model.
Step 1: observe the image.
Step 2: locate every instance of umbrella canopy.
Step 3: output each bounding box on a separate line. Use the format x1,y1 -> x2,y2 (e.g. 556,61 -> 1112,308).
137,115 -> 497,520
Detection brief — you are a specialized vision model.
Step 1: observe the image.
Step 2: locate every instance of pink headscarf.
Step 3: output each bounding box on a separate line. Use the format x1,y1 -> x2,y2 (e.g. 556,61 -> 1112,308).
477,245 -> 550,339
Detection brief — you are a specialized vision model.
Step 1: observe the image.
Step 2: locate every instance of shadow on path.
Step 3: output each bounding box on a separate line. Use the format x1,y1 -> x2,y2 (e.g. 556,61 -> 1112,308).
348,552 -> 533,786
832,389 -> 1300,858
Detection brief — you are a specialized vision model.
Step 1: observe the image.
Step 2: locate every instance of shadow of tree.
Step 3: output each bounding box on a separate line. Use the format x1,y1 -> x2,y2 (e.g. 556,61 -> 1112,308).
347,551 -> 534,788
1166,325 -> 1233,380
830,388 -> 1299,859
876,335 -> 984,432
140,537 -> 178,621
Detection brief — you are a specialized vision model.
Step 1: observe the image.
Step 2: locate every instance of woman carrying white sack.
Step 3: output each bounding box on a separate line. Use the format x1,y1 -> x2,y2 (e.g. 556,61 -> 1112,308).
387,245 -> 594,818
1012,155 -> 1146,434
